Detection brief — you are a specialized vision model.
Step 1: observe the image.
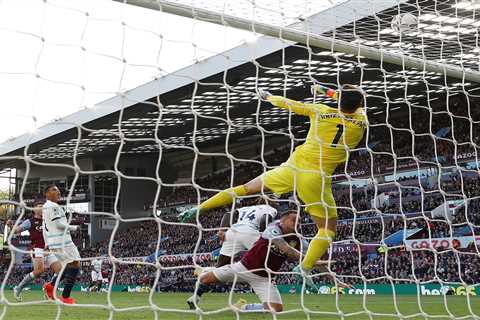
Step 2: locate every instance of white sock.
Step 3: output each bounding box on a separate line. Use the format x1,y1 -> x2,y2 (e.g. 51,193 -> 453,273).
242,303 -> 265,311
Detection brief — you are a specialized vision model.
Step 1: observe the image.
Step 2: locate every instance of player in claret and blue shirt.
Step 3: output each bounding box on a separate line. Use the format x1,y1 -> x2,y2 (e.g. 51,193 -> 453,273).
8,200 -> 62,301
197,210 -> 334,312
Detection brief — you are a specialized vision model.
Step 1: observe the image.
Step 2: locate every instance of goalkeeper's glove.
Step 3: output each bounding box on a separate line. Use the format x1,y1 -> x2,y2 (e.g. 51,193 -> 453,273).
311,84 -> 338,100
258,89 -> 272,101
177,207 -> 198,223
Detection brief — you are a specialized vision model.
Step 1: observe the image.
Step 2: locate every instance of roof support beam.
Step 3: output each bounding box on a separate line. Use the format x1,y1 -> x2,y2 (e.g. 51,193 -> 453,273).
117,0 -> 480,83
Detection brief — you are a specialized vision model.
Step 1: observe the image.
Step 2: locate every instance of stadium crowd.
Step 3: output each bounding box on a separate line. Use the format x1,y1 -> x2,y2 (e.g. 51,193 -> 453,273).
1,93 -> 479,294
3,192 -> 478,289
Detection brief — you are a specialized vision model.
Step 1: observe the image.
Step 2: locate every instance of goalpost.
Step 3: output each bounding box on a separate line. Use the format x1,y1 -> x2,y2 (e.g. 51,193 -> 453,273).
1,0 -> 479,319
118,0 -> 480,82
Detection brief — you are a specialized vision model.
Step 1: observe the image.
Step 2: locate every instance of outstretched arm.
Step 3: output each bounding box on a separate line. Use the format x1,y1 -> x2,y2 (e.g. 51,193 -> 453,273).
259,89 -> 313,116
311,84 -> 338,101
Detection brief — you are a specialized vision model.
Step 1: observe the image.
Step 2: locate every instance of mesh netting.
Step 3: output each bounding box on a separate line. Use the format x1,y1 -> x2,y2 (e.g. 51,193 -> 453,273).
1,0 -> 480,319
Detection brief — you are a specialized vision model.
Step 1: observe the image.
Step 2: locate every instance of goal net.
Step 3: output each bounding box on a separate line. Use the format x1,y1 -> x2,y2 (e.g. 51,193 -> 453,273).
1,0 -> 479,319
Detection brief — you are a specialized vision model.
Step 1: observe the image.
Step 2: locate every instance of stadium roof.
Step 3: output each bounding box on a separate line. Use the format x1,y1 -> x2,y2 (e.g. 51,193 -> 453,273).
0,0 -> 479,168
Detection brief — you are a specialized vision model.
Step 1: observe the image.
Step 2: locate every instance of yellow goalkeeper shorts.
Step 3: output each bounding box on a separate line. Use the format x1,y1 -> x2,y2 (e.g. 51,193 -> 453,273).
261,155 -> 337,219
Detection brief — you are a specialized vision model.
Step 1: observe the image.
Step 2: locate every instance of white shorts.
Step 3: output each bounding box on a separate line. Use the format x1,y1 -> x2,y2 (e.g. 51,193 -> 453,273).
91,270 -> 103,282
211,262 -> 282,305
51,245 -> 81,264
31,248 -> 58,267
219,226 -> 259,257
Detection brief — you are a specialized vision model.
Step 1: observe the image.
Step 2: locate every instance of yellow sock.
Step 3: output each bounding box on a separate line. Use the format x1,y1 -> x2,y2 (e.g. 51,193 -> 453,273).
199,185 -> 247,211
302,228 -> 335,270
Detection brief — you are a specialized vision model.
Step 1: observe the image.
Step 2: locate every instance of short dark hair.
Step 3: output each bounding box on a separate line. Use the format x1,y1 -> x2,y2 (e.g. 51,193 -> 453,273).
33,198 -> 45,206
44,184 -> 57,195
339,84 -> 363,113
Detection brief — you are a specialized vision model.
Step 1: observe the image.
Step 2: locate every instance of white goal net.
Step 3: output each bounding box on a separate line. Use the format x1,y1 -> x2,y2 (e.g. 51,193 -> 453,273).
0,0 -> 479,319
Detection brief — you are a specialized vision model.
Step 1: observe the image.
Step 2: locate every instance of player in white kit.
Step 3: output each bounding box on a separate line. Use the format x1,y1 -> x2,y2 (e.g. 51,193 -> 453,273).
217,203 -> 278,266
42,185 -> 80,304
187,199 -> 277,309
88,258 -> 104,292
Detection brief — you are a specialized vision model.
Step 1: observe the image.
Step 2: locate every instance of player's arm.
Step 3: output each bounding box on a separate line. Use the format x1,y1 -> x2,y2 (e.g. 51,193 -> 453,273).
49,207 -> 78,232
7,219 -> 30,234
263,224 -> 303,261
271,237 -> 303,261
218,210 -> 238,242
54,219 -> 78,232
310,84 -> 338,101
259,89 -> 313,116
219,209 -> 238,229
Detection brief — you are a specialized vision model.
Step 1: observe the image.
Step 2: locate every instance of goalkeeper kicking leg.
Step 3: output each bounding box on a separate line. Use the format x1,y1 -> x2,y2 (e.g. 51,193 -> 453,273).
178,162 -> 296,223
291,174 -> 337,288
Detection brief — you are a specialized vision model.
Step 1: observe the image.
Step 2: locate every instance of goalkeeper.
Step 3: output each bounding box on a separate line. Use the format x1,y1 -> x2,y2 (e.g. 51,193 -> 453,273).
180,84 -> 366,278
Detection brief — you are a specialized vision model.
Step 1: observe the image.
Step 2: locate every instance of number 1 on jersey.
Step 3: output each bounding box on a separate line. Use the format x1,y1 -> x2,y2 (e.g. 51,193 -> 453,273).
331,124 -> 344,147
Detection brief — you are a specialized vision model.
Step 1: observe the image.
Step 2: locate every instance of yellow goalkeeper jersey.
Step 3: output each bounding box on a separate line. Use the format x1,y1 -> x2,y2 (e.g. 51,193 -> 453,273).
267,95 -> 366,174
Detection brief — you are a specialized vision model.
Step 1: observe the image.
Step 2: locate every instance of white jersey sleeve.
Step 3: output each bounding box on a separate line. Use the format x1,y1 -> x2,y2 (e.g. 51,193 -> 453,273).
261,221 -> 283,240
234,205 -> 277,231
42,200 -> 74,249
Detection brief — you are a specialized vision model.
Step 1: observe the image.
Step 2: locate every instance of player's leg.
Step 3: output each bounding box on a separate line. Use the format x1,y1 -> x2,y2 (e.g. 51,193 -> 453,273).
45,260 -> 63,287
216,254 -> 232,267
179,178 -> 261,222
297,174 -> 337,270
43,255 -> 62,300
88,271 -> 97,292
235,268 -> 283,312
96,279 -> 103,292
189,254 -> 229,306
187,264 -> 236,309
51,245 -> 81,304
187,228 -> 239,308
179,164 -> 294,221
14,253 -> 45,301
61,260 -> 80,302
198,270 -> 221,286
31,252 -> 45,277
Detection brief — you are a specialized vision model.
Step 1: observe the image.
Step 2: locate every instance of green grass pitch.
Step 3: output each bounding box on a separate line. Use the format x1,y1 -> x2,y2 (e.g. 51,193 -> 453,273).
1,291 -> 479,320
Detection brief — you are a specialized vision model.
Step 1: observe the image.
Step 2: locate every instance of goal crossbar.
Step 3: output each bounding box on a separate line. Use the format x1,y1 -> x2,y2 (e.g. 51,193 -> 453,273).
115,0 -> 480,83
